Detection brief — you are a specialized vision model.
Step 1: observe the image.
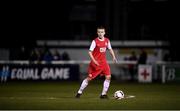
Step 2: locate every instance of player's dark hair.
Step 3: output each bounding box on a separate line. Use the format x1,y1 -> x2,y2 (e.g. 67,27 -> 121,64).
97,26 -> 105,30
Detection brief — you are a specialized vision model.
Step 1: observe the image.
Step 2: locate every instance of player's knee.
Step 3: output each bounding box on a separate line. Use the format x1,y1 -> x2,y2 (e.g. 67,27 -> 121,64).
106,75 -> 111,80
87,77 -> 92,81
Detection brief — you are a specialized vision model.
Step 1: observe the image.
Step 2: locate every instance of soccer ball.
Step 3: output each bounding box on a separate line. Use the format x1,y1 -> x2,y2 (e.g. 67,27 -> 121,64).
114,90 -> 124,99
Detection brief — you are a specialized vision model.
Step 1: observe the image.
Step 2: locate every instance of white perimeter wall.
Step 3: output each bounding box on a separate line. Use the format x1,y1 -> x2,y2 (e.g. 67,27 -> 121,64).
50,48 -> 164,63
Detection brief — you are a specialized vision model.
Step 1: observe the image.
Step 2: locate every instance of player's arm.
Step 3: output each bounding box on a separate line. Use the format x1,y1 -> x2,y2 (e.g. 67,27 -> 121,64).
88,40 -> 99,66
108,40 -> 117,63
88,51 -> 99,66
109,49 -> 117,63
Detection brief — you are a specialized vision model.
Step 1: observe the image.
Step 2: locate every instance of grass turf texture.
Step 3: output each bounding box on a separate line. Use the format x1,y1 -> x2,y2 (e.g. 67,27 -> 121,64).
0,81 -> 180,110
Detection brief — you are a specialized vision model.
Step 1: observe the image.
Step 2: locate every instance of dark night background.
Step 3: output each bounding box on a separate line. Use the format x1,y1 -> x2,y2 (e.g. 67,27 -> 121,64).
1,0 -> 174,60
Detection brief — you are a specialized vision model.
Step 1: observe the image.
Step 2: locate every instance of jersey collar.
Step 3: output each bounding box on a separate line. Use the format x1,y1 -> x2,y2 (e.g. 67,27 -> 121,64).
98,37 -> 105,41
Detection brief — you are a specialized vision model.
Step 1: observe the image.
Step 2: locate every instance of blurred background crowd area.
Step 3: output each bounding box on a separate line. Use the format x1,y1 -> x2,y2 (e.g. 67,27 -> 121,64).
10,47 -> 71,62
1,0 -> 171,61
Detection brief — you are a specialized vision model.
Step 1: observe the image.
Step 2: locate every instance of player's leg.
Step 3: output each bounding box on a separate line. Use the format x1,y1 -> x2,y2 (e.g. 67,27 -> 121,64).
76,70 -> 101,98
76,77 -> 92,98
76,63 -> 102,98
100,75 -> 111,99
100,64 -> 111,99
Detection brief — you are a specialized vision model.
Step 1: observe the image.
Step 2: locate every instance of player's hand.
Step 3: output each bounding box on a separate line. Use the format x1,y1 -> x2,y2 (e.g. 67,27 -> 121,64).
94,60 -> 100,66
113,58 -> 118,63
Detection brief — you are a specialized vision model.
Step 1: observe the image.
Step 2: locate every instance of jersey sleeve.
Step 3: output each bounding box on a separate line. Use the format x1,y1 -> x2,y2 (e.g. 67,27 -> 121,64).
107,40 -> 112,49
89,40 -> 96,51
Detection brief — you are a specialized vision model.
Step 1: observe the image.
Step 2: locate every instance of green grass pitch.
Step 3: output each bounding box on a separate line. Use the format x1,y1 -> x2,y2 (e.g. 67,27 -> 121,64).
0,80 -> 180,110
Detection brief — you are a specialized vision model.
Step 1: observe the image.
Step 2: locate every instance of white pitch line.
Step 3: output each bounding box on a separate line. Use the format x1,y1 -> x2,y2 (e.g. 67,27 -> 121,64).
125,95 -> 135,98
0,95 -> 135,100
111,95 -> 136,100
0,97 -> 59,100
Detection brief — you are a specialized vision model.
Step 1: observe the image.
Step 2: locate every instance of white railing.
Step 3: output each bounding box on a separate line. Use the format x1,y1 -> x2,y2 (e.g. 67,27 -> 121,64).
0,60 -> 137,65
